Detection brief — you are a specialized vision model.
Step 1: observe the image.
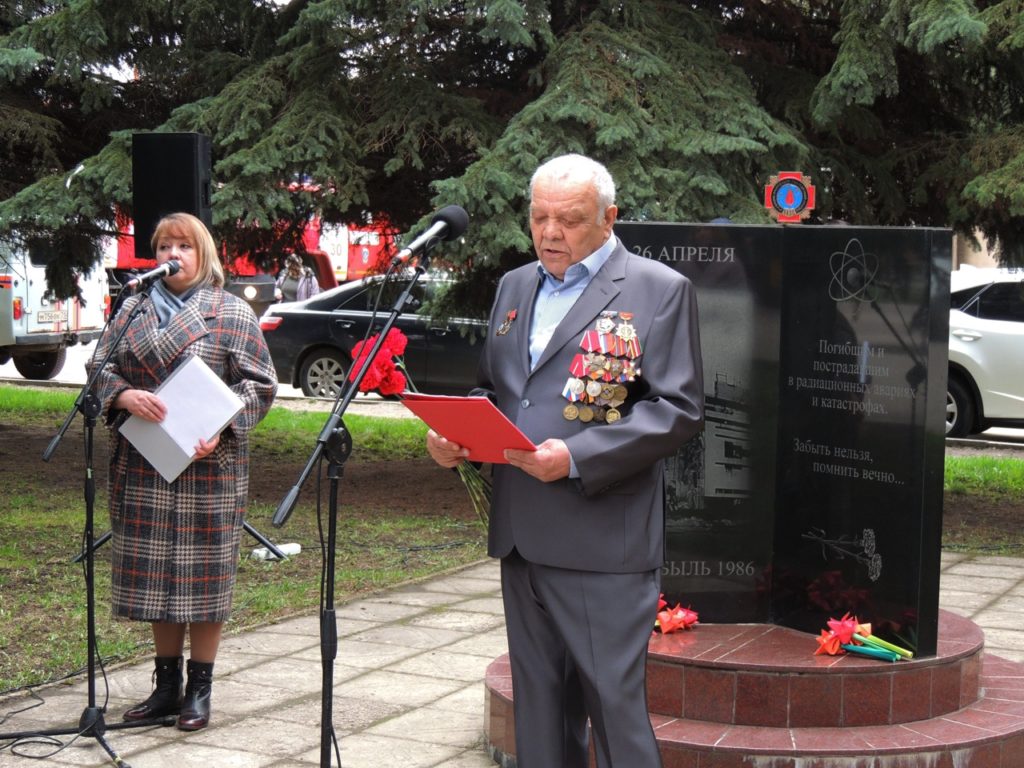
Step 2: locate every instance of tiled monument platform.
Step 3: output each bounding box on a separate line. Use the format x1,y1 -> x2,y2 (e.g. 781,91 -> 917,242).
484,610 -> 1024,767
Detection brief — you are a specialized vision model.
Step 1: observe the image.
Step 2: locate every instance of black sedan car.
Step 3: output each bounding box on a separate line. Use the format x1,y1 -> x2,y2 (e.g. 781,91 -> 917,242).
259,274 -> 487,398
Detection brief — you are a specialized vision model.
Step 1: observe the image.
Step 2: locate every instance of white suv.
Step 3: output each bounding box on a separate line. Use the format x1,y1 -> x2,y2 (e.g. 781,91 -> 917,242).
947,267 -> 1024,436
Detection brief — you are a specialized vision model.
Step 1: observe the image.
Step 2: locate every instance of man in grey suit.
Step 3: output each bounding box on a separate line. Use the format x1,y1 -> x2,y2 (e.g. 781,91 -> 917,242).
427,154 -> 704,767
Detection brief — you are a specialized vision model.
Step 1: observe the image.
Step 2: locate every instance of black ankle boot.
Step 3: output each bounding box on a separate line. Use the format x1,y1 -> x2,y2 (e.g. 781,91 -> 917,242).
177,659 -> 214,731
124,656 -> 183,721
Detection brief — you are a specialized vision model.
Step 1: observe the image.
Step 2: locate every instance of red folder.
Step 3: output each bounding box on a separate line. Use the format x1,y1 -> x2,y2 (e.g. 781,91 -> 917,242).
400,393 -> 536,464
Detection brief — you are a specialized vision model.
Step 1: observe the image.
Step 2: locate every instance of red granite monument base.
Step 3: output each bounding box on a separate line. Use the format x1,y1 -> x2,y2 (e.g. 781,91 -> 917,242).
484,610 -> 1024,767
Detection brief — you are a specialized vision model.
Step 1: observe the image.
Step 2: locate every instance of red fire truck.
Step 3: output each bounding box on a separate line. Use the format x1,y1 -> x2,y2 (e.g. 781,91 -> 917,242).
103,213 -> 395,316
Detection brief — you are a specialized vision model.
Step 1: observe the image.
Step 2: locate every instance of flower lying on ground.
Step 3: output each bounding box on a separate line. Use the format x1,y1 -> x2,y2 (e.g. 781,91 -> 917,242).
653,594 -> 699,634
814,612 -> 914,662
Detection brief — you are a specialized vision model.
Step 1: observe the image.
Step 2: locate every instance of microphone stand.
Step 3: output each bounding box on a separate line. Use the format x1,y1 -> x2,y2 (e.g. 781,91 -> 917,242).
272,256 -> 433,767
0,288 -> 175,767
72,522 -> 286,565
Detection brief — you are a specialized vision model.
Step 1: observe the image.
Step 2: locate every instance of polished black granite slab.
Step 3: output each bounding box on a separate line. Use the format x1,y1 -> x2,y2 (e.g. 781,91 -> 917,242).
615,222 -> 950,655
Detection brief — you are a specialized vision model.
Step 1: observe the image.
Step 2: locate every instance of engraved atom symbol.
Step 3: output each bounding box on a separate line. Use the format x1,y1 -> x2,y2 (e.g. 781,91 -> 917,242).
829,238 -> 879,302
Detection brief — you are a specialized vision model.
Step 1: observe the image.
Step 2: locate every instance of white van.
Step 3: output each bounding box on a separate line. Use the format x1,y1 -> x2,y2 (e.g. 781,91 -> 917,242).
0,239 -> 108,380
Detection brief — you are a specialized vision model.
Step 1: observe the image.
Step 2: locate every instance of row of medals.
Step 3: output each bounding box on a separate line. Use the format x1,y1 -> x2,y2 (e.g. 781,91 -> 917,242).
563,371 -> 630,423
562,312 -> 641,423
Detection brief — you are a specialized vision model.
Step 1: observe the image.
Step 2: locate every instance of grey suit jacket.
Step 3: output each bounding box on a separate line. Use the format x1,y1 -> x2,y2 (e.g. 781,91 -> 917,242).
477,239 -> 704,573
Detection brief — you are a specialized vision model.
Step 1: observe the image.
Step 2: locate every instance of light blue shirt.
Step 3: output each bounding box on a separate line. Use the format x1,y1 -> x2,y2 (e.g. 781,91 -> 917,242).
528,234 -> 616,479
529,234 -> 616,369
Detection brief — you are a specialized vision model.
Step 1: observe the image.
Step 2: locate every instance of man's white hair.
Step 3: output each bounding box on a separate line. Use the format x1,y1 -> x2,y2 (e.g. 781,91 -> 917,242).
531,154 -> 617,221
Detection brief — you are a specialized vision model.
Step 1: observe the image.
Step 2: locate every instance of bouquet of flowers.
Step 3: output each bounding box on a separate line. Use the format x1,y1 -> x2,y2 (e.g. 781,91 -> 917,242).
653,593 -> 699,634
814,613 -> 914,662
350,329 -> 491,527
350,328 -> 409,396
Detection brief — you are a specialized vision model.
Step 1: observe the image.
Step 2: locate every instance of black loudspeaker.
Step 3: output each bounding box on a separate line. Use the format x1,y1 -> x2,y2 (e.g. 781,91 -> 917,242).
131,132 -> 212,260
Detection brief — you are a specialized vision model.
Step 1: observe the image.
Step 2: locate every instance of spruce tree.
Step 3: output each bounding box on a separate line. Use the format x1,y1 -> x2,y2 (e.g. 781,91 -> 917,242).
0,1 -> 1021,300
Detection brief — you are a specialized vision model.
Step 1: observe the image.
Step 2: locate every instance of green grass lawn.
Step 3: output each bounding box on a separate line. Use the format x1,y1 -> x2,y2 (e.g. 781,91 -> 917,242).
1,386 -> 1021,693
0,386 -> 486,693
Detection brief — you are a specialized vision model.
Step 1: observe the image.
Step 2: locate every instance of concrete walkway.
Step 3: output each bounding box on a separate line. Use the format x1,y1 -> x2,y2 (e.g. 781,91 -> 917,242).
2,552 -> 1024,768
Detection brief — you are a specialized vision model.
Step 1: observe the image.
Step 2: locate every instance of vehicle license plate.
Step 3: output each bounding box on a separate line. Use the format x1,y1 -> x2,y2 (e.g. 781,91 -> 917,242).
36,310 -> 67,323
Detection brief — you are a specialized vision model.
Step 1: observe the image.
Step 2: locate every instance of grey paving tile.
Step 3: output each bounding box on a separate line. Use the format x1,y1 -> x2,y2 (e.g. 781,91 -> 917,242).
942,561 -> 1024,580
225,656 -> 326,696
979,627 -> 1024,654
419,576 -> 504,596
219,630 -> 320,657
365,703 -> 485,746
336,600 -> 431,623
16,741 -> 116,766
333,617 -> 380,637
441,749 -> 499,767
82,665 -> 158,702
939,574 -> 1019,594
960,555 -> 1024,568
184,713 -> 321,756
330,637 -> 424,669
258,656 -> 366,688
455,596 -> 506,614
0,689 -> 101,729
206,651 -> 277,677
119,739 -> 279,767
971,608 -> 1024,629
261,695 -> 409,734
432,683 -> 487,715
327,732 -> 462,768
445,628 -> 509,659
983,595 -> 1024,612
365,589 -> 471,609
24,552 -> 1024,768
207,677 -> 312,719
337,670 -> 466,708
939,591 -> 999,615
456,561 -> 501,580
940,551 -> 971,568
407,609 -> 506,633
345,623 -> 470,651
255,613 -> 321,636
263,613 -> 381,640
387,649 -> 494,683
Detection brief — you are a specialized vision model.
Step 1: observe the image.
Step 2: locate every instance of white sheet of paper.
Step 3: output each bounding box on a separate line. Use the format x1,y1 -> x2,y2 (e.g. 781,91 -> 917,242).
119,356 -> 244,483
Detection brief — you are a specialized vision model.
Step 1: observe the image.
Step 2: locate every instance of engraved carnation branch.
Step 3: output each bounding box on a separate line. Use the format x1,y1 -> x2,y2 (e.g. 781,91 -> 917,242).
802,527 -> 883,582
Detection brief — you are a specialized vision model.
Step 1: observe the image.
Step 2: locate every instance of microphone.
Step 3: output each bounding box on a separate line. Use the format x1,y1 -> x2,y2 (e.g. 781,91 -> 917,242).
125,260 -> 181,290
391,205 -> 469,266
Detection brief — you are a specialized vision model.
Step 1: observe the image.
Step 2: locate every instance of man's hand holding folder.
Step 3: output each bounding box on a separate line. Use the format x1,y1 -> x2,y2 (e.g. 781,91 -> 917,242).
400,393 -> 536,465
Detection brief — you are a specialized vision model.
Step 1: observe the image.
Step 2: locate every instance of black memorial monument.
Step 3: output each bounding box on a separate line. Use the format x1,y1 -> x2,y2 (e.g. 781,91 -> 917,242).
616,222 -> 950,656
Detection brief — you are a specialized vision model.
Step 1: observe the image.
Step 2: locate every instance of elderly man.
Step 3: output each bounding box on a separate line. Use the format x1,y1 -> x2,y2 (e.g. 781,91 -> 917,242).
428,153 -> 704,767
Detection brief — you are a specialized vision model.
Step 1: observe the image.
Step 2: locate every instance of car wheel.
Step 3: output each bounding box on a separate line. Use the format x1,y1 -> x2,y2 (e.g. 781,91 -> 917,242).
13,348 -> 67,380
946,377 -> 975,438
299,349 -> 349,398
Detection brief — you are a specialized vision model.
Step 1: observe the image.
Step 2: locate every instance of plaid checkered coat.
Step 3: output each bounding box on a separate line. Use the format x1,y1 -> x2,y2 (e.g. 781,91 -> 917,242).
89,287 -> 277,622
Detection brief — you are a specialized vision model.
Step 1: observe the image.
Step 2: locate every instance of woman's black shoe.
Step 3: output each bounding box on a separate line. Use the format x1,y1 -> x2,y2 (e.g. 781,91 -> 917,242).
177,659 -> 214,731
124,656 -> 183,721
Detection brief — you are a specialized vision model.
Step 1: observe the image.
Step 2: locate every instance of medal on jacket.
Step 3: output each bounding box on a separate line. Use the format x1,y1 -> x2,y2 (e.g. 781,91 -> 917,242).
496,308 -> 517,336
563,311 -> 642,421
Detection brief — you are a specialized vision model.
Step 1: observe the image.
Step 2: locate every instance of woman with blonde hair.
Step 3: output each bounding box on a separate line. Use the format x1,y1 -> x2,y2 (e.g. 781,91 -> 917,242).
88,212 -> 277,730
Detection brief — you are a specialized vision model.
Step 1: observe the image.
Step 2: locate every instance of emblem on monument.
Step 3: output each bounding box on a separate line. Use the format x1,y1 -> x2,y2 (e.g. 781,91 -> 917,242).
764,171 -> 816,223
